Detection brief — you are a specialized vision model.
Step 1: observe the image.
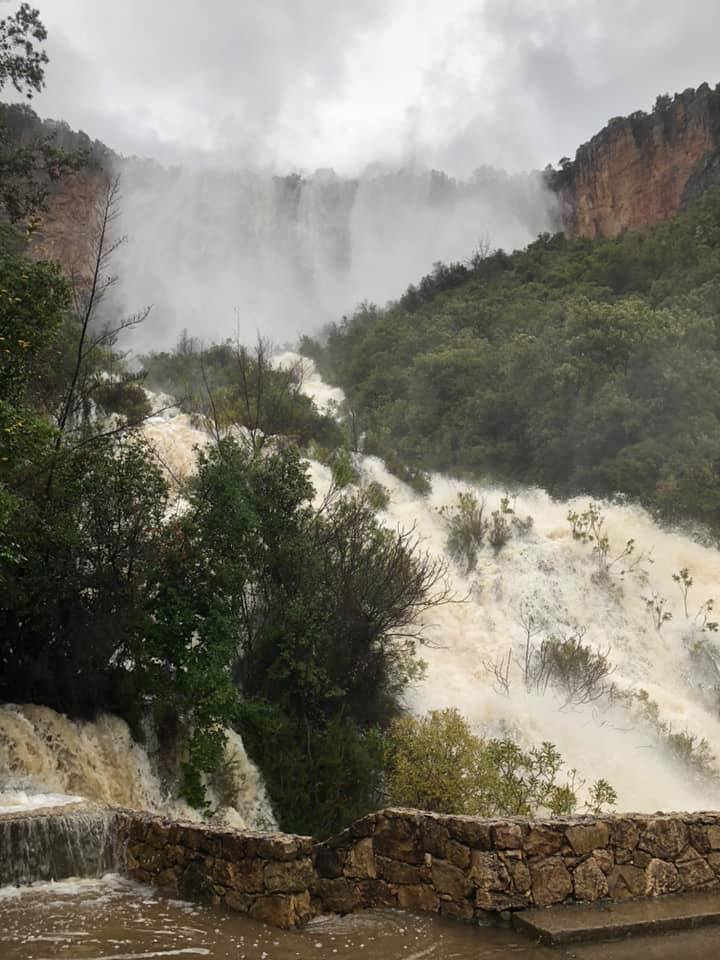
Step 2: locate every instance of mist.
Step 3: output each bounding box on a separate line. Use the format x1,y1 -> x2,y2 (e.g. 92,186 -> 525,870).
113,161 -> 557,351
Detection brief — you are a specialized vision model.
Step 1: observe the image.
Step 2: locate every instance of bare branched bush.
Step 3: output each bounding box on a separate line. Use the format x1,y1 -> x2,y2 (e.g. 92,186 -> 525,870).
568,502 -> 651,582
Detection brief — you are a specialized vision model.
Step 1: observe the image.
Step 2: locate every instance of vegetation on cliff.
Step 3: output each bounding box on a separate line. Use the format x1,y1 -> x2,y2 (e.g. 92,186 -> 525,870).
303,188 -> 720,532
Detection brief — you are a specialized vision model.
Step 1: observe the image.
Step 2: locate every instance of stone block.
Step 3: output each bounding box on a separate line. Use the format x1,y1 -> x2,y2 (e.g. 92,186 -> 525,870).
224,890 -> 253,913
250,891 -> 311,929
708,825 -> 720,850
315,846 -> 346,879
592,849 -> 614,874
645,858 -> 682,896
492,823 -> 524,850
377,857 -> 424,884
678,856 -> 715,890
212,857 -> 264,893
446,840 -> 471,869
264,858 -> 314,893
529,856 -> 573,907
374,816 -> 424,864
525,825 -> 564,857
445,817 -> 492,849
397,883 -> 439,912
439,896 -> 475,921
573,857 -> 609,902
606,864 -> 645,899
314,877 -> 359,913
566,822 -> 610,856
431,859 -> 472,899
344,838 -> 376,880
640,819 -> 689,860
609,819 -> 640,851
501,853 -> 531,894
421,817 -> 449,858
689,825 -> 711,854
471,851 -> 511,892
255,834 -> 303,861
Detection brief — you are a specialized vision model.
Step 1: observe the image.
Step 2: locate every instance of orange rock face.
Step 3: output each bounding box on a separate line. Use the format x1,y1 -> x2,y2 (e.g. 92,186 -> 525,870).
28,169 -> 107,276
562,83 -> 720,238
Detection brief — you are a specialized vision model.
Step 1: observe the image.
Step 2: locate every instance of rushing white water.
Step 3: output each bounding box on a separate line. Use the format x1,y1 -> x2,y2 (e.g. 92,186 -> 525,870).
0,704 -> 275,830
6,356 -> 720,819
277,354 -> 720,812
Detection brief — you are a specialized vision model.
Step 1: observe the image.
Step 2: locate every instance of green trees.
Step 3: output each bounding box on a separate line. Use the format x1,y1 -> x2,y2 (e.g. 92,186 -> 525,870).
308,189 -> 720,532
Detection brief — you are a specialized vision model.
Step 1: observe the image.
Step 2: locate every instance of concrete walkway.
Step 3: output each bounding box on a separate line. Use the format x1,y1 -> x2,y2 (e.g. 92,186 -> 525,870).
514,891 -> 720,946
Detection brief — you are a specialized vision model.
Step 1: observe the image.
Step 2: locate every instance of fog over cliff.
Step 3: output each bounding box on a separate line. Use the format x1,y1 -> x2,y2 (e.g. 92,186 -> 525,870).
112,163 -> 553,349
29,0 -> 720,347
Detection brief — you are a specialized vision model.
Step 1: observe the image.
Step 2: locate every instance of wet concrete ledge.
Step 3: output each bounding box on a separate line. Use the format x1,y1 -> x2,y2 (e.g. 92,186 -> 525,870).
512,891 -> 720,945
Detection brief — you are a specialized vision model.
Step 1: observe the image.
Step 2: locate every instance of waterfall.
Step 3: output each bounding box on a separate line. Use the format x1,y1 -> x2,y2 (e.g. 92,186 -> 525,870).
0,809 -> 120,886
277,354 -> 720,812
113,164 -> 556,351
0,704 -> 276,831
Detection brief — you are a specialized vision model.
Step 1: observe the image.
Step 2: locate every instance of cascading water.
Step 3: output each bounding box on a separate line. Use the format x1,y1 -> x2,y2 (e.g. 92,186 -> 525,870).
0,703 -> 275,831
113,164 -> 556,351
278,353 -> 720,812
0,809 -> 120,886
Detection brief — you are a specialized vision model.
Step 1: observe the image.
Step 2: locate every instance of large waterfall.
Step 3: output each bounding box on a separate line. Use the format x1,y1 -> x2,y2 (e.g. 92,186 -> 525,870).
113,164 -> 555,351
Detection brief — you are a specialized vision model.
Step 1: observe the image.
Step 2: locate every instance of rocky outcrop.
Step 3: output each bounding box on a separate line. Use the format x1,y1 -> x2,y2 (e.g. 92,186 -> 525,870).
115,807 -> 720,928
560,83 -> 720,238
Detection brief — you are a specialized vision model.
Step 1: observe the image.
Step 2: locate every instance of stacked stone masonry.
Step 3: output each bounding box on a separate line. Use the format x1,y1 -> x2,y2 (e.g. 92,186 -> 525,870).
116,807 -> 720,929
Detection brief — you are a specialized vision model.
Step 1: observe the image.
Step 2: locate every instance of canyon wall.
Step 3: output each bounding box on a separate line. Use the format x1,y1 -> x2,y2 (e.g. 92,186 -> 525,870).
561,83 -> 720,238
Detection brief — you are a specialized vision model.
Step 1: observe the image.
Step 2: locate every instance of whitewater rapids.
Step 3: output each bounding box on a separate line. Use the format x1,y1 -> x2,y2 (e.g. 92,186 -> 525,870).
4,354 -> 720,818
283,354 -> 720,812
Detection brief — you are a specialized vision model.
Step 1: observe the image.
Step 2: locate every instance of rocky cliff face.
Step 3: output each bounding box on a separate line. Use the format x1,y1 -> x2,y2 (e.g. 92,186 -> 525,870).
561,83 -> 720,238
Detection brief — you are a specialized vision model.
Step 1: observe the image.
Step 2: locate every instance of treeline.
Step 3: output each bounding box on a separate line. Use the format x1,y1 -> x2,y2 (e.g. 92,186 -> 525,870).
303,188 -> 720,531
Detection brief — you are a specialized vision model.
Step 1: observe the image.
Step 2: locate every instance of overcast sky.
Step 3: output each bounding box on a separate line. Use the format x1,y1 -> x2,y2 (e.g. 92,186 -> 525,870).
27,1 -> 720,175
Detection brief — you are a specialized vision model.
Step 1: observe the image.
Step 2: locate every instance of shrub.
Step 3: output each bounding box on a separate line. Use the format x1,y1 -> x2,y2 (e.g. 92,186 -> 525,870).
385,708 -> 617,818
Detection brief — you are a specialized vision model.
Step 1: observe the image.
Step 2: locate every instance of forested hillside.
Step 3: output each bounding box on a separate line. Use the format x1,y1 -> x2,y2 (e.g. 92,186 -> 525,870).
303,189 -> 720,531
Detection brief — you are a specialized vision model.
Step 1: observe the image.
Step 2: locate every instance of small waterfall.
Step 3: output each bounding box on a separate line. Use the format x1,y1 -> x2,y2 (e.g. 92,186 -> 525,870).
0,809 -> 120,886
0,704 -> 276,831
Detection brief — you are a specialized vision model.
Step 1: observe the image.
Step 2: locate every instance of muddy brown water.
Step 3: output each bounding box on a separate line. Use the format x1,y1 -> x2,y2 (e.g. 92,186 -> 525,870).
0,876 -> 719,960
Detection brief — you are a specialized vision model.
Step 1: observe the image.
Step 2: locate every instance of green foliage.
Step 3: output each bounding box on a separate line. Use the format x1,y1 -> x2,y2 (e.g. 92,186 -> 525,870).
310,189 -> 720,532
141,334 -> 344,452
441,492 -> 488,571
386,708 -> 616,817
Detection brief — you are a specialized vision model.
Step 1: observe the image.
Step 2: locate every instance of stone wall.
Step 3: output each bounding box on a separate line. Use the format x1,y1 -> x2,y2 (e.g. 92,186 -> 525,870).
561,83 -> 720,238
116,807 -> 720,929
116,811 -> 315,929
313,809 -> 720,923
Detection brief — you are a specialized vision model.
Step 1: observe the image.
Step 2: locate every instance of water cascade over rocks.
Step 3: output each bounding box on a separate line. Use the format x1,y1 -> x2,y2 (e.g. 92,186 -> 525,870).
0,704 -> 275,830
5,356 -> 720,824
275,355 -> 720,812
0,808 -> 120,886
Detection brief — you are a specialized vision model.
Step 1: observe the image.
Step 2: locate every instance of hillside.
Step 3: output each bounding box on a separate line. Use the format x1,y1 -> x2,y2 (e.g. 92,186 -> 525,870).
303,188 -> 720,532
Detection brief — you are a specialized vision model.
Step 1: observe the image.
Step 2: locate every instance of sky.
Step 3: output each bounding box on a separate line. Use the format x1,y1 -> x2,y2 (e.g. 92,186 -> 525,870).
27,0 -> 720,177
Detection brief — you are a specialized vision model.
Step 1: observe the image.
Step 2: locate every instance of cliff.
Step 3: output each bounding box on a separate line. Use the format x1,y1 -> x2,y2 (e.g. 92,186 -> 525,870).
559,83 -> 720,238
